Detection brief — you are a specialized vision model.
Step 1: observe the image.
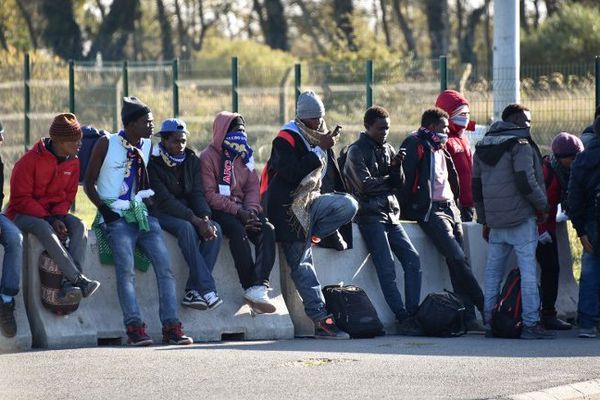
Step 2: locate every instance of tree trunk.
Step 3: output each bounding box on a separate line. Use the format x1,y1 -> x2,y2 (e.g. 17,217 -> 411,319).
0,23 -> 8,51
520,0 -> 530,34
333,0 -> 357,51
88,0 -> 140,61
545,0 -> 560,16
391,0 -> 418,58
423,0 -> 449,59
173,0 -> 190,59
458,5 -> 486,64
39,0 -> 83,60
533,0 -> 541,29
294,0 -> 331,52
265,0 -> 289,51
15,0 -> 38,49
379,0 -> 392,48
156,0 -> 174,59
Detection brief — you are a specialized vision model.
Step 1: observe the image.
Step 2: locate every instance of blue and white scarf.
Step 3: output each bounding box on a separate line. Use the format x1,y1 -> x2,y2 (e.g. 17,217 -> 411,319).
417,126 -> 448,151
158,142 -> 186,167
222,130 -> 255,171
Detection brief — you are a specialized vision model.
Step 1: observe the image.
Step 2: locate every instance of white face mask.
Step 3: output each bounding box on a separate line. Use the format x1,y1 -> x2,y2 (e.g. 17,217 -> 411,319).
451,115 -> 469,128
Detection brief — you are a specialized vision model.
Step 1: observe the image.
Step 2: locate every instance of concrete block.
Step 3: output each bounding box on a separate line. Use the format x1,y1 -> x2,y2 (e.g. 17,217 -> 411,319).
279,222 -> 451,337
25,231 -> 294,349
0,247 -> 32,353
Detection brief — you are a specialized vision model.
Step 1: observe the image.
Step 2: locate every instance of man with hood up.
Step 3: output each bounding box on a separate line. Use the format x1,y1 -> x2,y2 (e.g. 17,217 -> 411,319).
473,103 -> 554,339
435,90 -> 476,222
200,111 -> 276,314
261,90 -> 358,339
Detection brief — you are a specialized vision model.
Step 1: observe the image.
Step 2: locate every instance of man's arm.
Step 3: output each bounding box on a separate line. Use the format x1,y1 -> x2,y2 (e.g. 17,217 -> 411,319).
83,136 -> 119,222
471,156 -> 486,225
512,142 -> 548,213
344,145 -> 393,197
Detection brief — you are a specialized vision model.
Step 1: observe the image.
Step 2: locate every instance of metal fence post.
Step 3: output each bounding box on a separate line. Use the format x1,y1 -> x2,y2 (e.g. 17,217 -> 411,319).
23,52 -> 30,150
231,57 -> 238,113
439,55 -> 448,92
172,58 -> 179,117
294,63 -> 301,109
366,59 -> 373,108
596,56 -> 600,108
122,60 -> 129,97
69,60 -> 75,114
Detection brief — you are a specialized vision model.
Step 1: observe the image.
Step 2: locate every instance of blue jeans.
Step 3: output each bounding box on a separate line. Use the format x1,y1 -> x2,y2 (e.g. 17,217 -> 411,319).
155,213 -> 221,296
0,215 -> 23,297
484,218 -> 540,327
103,216 -> 179,326
359,222 -> 421,320
578,252 -> 600,329
282,193 -> 358,321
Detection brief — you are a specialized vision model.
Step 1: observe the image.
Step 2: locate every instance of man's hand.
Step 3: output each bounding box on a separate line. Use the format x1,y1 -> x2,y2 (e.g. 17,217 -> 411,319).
580,235 -> 594,254
193,216 -> 217,241
536,212 -> 549,224
244,210 -> 262,233
538,231 -> 553,245
390,149 -> 406,169
318,130 -> 339,150
482,225 -> 490,242
52,220 -> 69,242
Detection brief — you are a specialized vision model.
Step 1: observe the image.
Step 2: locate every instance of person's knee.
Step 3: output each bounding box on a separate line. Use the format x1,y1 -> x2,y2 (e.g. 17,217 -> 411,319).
3,229 -> 23,249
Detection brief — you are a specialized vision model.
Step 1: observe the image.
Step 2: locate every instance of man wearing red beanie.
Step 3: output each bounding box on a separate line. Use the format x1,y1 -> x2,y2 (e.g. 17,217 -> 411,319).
435,90 -> 476,222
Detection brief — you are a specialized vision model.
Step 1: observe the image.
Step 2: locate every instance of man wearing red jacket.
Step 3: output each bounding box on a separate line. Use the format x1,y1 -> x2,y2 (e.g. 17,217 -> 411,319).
6,113 -> 100,302
435,90 -> 476,222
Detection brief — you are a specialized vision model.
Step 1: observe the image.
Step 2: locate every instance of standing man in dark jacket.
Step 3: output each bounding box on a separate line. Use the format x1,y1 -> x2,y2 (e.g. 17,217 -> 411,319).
569,116 -> 600,338
262,90 -> 358,339
149,118 -> 222,311
401,108 -> 485,332
344,106 -> 422,334
473,103 -> 553,339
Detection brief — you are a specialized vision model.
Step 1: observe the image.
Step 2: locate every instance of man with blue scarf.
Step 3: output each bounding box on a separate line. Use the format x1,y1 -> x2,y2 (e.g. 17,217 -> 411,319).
148,118 -> 223,312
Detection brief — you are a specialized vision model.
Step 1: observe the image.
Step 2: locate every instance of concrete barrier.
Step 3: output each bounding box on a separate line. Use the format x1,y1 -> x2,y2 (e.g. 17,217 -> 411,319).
0,248 -> 32,353
280,222 -> 452,337
25,231 -> 294,349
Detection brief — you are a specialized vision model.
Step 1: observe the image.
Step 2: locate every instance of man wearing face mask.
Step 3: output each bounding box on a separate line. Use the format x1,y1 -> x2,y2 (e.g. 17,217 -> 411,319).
401,108 -> 485,333
435,90 -> 476,222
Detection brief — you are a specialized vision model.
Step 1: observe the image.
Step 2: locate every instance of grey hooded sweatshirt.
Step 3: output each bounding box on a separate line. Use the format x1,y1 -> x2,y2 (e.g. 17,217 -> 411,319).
472,121 -> 548,229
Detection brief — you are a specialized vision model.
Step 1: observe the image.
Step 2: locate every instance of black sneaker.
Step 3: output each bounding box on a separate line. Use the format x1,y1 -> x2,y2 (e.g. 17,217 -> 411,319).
397,317 -> 423,336
203,291 -> 223,310
74,275 -> 101,298
0,299 -> 17,338
521,323 -> 556,340
314,315 -> 350,339
126,322 -> 154,346
181,290 -> 208,310
542,315 -> 572,331
60,281 -> 83,303
162,322 -> 193,345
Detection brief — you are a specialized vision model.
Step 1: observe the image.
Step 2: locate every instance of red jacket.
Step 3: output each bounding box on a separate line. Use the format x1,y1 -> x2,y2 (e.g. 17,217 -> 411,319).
6,139 -> 80,220
199,111 -> 262,216
445,133 -> 474,208
538,160 -> 561,235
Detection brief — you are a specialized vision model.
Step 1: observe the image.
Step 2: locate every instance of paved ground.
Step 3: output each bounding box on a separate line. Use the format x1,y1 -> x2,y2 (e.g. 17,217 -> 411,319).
3,330 -> 600,400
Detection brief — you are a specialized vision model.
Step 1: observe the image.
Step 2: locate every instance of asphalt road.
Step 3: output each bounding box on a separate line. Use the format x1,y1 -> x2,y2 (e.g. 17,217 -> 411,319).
2,330 -> 600,400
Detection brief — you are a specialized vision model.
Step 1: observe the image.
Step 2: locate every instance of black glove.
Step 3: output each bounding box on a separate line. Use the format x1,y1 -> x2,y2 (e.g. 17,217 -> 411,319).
99,204 -> 120,224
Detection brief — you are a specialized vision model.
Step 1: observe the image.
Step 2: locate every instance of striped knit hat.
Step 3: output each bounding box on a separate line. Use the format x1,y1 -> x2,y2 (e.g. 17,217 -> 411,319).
49,113 -> 82,142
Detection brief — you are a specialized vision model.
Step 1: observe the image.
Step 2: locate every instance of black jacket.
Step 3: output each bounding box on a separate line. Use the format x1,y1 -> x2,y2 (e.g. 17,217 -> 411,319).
148,148 -> 211,220
400,133 -> 459,222
344,132 -> 404,225
568,134 -> 600,249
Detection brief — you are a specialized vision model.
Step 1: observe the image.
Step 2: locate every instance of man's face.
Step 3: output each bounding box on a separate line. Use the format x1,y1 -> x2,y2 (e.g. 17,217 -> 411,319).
301,117 -> 323,131
513,110 -> 532,128
162,131 -> 187,156
132,112 -> 154,138
431,117 -> 450,135
366,117 -> 390,145
54,138 -> 82,158
229,121 -> 246,133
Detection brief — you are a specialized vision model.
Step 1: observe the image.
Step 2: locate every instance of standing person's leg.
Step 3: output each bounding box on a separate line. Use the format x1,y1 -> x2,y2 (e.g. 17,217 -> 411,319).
536,232 -> 570,329
577,252 -> 600,337
0,215 -> 22,338
387,223 -> 422,316
483,229 -> 512,326
212,210 -> 255,290
359,222 -> 409,321
309,193 -> 358,240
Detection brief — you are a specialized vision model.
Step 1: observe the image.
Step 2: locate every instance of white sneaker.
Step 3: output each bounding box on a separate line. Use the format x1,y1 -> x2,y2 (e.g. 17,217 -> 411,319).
243,285 -> 276,314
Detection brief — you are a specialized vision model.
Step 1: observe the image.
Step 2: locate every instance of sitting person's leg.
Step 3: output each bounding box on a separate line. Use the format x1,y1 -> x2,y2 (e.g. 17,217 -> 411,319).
387,223 -> 422,317
309,193 -> 358,240
63,214 -> 99,298
0,215 -> 22,338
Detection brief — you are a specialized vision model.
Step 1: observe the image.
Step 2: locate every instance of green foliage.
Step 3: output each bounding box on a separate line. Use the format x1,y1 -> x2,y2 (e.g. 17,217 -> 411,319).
521,3 -> 600,65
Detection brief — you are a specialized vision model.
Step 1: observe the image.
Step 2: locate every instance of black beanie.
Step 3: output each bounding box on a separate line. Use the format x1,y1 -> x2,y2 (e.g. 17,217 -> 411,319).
121,96 -> 151,126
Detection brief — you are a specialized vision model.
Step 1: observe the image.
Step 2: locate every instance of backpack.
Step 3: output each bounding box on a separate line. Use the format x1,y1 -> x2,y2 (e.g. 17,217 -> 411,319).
78,126 -> 107,183
491,269 -> 523,338
39,251 -> 81,315
415,290 -> 466,337
322,285 -> 384,338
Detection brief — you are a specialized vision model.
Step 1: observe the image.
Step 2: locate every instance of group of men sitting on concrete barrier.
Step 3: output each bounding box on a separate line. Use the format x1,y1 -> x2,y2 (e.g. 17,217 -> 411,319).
0,88 -> 597,345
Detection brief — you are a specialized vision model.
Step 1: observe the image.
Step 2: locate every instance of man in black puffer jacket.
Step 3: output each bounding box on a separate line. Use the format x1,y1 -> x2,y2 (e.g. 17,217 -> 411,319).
344,106 -> 422,334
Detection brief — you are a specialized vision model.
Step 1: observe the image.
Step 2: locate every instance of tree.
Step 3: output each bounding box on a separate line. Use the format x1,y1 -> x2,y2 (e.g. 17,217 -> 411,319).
423,0 -> 449,59
88,0 -> 141,60
378,0 -> 392,48
156,0 -> 174,59
456,0 -> 488,64
391,0 -> 418,58
253,0 -> 288,51
333,0 -> 358,51
39,0 -> 83,60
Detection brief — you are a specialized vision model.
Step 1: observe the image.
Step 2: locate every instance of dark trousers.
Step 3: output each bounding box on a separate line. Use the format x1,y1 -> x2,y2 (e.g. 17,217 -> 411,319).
535,231 -> 560,312
212,210 -> 276,290
418,202 -> 484,321
459,206 -> 475,223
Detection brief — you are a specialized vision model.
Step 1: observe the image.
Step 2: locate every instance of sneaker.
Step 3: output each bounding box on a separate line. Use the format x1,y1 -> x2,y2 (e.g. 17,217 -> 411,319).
397,317 -> 423,336
0,299 -> 17,338
74,275 -> 101,298
60,281 -> 82,303
578,327 -> 598,338
542,315 -> 572,331
181,290 -> 208,310
162,322 -> 193,345
126,322 -> 154,346
521,323 -> 556,340
314,315 -> 350,339
244,285 -> 276,314
203,291 -> 223,310
465,319 -> 486,334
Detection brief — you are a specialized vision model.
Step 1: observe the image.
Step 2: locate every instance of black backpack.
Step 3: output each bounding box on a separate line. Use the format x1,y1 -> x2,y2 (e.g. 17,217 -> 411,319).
322,285 -> 384,338
415,291 -> 466,337
491,269 -> 523,338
